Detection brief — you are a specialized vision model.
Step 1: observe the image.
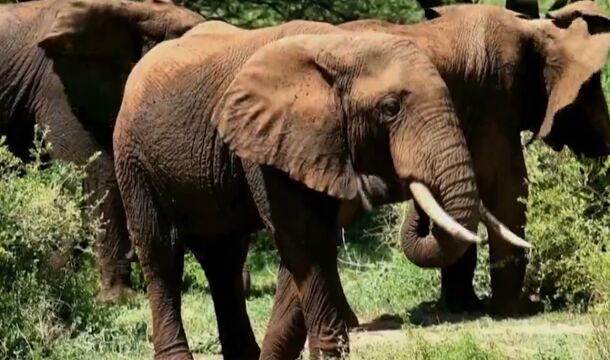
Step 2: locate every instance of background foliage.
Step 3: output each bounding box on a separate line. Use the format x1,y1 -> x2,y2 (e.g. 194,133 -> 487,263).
0,130 -> 106,358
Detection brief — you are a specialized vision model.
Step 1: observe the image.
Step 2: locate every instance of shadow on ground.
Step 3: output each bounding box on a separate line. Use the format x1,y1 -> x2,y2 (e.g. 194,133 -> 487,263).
407,297 -> 544,327
408,301 -> 487,327
354,313 -> 405,332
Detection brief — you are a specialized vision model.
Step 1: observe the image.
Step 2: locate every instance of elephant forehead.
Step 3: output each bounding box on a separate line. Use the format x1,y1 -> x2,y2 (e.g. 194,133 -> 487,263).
352,59 -> 438,99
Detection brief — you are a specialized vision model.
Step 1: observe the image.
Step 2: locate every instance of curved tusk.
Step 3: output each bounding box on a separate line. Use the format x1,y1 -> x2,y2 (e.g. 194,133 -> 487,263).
478,203 -> 533,249
409,182 -> 482,244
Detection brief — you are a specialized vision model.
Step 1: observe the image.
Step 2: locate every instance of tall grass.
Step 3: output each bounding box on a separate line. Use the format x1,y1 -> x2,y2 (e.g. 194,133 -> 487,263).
0,130 -> 107,359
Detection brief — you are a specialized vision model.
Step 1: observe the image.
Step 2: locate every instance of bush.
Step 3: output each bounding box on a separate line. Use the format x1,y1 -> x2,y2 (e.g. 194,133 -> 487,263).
524,142 -> 610,309
0,130 -> 108,359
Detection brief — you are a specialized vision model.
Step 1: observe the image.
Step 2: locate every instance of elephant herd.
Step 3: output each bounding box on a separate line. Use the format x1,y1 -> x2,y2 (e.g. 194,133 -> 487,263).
1,0 -> 610,359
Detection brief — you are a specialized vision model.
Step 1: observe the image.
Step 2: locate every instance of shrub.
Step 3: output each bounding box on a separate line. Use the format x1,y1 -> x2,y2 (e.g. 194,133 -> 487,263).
524,142 -> 610,309
0,130 -> 108,359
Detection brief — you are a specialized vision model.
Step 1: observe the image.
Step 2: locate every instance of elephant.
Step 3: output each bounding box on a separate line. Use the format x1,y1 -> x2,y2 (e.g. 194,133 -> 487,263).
113,18 -> 527,359
252,3 -> 610,355
0,0 -> 203,302
341,3 -> 610,314
240,6 -> 610,344
239,0 -> 610,311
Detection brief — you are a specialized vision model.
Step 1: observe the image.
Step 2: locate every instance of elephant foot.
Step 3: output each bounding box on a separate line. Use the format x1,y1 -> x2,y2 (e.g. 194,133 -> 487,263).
341,303 -> 359,329
99,262 -> 135,304
440,292 -> 484,314
223,348 -> 261,360
98,284 -> 136,304
125,247 -> 138,262
308,340 -> 347,360
153,351 -> 194,360
488,296 -> 543,317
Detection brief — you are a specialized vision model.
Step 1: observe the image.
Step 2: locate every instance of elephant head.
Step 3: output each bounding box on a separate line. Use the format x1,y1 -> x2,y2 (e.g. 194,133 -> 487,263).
39,0 -> 204,53
418,4 -> 610,159
396,4 -> 610,267
524,17 -> 610,157
35,0 -> 204,141
213,33 -> 492,250
547,1 -> 610,34
503,0 -> 610,156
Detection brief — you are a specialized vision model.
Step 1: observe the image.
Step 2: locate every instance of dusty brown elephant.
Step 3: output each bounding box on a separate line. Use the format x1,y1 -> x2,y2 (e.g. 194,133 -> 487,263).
386,3 -> 610,316
0,0 -> 203,301
342,2 -> 610,315
243,0 -> 610,310
254,3 -> 610,355
246,5 -> 610,358
112,18 -> 530,359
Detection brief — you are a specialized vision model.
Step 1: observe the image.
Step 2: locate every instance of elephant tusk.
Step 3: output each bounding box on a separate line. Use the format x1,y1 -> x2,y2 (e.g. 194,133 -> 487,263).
409,182 -> 482,244
478,203 -> 533,249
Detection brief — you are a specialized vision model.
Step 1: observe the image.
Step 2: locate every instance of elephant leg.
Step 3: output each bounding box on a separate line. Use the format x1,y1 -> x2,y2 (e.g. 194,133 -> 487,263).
440,245 -> 482,313
242,260 -> 251,298
275,232 -> 347,359
251,168 -> 348,359
336,260 -> 359,328
188,235 -> 260,360
118,171 -> 191,359
39,109 -> 133,302
261,262 -> 307,360
95,173 -> 134,303
339,294 -> 358,328
486,154 -> 531,316
261,260 -> 358,359
480,140 -> 540,316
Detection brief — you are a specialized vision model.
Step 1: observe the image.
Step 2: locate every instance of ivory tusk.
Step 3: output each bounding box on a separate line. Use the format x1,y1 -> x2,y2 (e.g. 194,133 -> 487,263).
478,203 -> 533,249
409,182 -> 482,244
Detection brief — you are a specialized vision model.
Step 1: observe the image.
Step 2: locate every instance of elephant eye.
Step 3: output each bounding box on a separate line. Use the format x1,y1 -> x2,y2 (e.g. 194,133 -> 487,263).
379,96 -> 401,121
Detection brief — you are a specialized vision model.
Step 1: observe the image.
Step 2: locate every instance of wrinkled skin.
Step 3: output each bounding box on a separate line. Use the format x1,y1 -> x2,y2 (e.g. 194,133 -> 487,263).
114,20 -> 482,360
340,4 -> 610,315
0,0 -> 203,302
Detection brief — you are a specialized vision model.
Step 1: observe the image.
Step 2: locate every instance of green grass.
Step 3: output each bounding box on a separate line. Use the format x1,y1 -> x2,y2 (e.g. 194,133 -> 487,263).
38,245 -> 607,360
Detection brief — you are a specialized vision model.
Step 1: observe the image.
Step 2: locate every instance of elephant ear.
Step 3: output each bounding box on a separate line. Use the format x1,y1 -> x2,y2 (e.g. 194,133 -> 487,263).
537,18 -> 610,140
548,1 -> 610,34
213,35 -> 360,199
38,0 -> 203,55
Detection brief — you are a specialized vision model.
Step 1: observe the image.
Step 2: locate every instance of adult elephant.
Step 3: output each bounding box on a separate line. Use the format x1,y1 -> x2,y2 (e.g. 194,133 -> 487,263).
113,18 -> 528,359
0,0 -> 203,301
239,0 -> 610,310
340,4 -> 610,315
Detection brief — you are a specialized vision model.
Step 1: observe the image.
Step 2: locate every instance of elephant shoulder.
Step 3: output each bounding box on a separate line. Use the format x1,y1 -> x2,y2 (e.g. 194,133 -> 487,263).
339,19 -> 397,32
184,21 -> 243,37
124,29 -> 253,108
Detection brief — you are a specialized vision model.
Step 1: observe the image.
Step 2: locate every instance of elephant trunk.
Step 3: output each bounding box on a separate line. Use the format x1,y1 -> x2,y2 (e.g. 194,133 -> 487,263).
392,98 -> 480,268
401,200 -> 478,268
